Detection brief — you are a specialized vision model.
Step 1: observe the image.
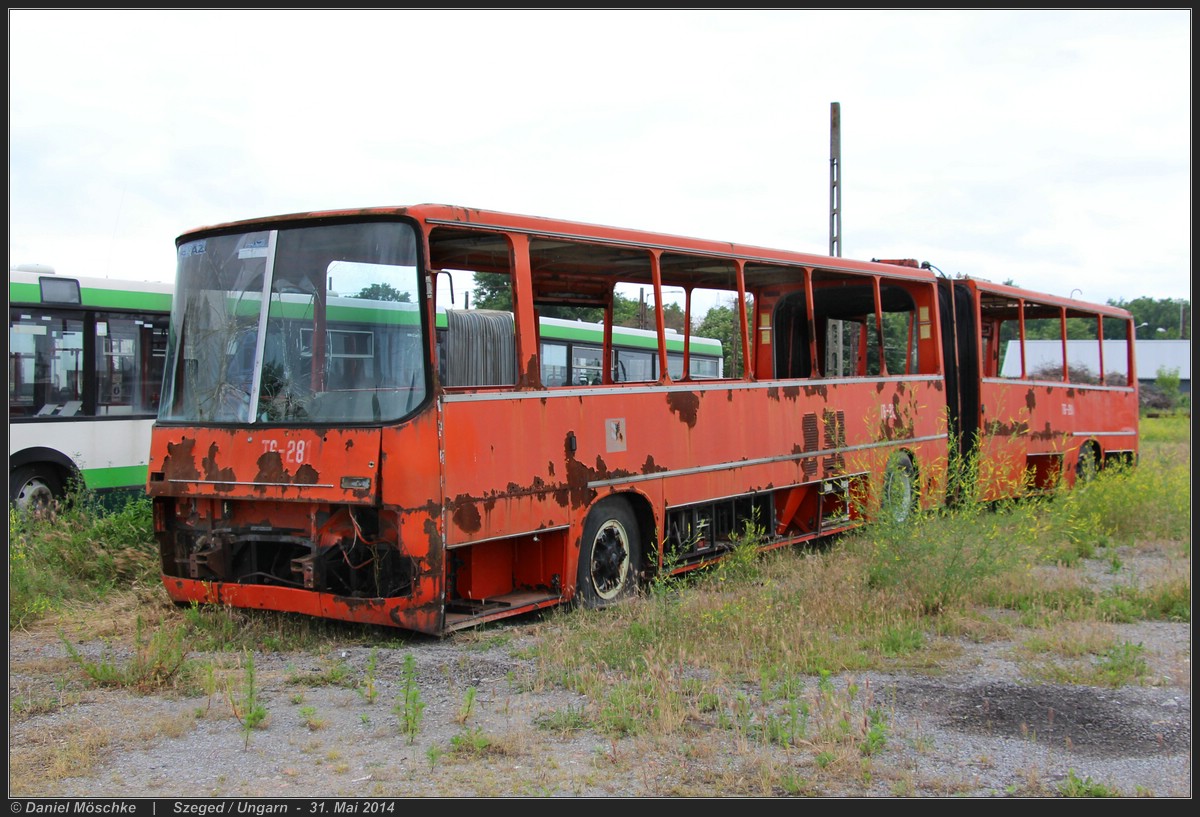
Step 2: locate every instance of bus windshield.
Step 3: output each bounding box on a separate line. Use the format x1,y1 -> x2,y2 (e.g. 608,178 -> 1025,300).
159,220 -> 427,424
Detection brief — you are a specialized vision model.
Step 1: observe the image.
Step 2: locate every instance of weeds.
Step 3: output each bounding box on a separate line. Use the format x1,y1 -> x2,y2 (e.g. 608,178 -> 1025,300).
456,686 -> 478,725
359,648 -> 380,704
226,651 -> 268,748
1058,768 -> 1121,797
393,653 -> 425,744
61,615 -> 189,693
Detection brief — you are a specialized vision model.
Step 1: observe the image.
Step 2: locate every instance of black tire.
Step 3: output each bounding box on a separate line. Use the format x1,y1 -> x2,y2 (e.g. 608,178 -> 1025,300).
11,464 -> 64,513
880,453 -> 916,525
577,498 -> 641,608
1075,442 -> 1099,484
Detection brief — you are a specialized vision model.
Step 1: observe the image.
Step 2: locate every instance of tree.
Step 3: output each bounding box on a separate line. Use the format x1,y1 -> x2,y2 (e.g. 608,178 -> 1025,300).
1107,297 -> 1190,339
354,283 -> 410,302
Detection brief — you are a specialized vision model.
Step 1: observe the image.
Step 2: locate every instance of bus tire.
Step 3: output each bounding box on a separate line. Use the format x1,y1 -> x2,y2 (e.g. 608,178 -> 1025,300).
577,498 -> 641,608
1075,442 -> 1099,484
11,464 -> 63,514
881,453 -> 916,525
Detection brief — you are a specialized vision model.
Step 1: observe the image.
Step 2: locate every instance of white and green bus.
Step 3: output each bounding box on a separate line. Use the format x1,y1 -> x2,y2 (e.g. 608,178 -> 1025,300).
8,265 -> 721,511
8,265 -> 172,511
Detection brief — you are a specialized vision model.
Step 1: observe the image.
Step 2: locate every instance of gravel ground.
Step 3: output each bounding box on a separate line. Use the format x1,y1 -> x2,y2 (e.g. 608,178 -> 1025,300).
8,546 -> 1191,799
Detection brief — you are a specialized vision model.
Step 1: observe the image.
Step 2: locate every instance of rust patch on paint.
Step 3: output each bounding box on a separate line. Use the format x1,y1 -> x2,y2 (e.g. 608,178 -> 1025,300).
667,390 -> 700,428
254,450 -> 287,485
565,457 -> 600,509
423,516 -> 443,553
1025,389 -> 1037,412
641,455 -> 667,475
521,353 -> 540,389
781,385 -> 801,401
202,441 -> 236,486
985,419 -> 1030,438
450,494 -> 482,534
163,437 -> 202,480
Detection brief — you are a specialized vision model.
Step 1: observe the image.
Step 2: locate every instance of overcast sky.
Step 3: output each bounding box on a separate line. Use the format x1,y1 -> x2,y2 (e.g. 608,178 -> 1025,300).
8,9 -> 1191,306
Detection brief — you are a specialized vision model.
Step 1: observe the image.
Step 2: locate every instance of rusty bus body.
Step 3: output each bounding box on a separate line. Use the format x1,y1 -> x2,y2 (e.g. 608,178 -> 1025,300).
147,205 -> 1139,635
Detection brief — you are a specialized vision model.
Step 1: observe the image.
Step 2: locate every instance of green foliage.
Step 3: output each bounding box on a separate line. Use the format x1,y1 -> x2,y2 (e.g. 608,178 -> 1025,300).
353,282 -> 410,302
534,704 -> 590,734
1058,768 -> 1121,797
393,653 -> 425,744
1106,296 -> 1190,340
229,651 -> 268,748
359,647 -> 380,703
1153,366 -> 1181,411
449,726 -> 492,755
10,491 -> 158,629
455,686 -> 478,724
857,509 -> 1017,615
61,615 -> 189,693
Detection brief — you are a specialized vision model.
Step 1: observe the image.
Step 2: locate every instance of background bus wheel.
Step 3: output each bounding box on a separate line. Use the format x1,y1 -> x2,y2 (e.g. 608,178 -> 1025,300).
881,453 -> 916,524
1075,442 -> 1099,484
11,465 -> 63,514
578,499 -> 641,608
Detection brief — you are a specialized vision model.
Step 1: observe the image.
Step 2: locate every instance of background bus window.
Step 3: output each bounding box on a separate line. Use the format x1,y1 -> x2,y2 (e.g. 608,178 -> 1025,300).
613,348 -> 654,382
9,311 -> 84,417
573,346 -> 602,385
96,316 -> 168,415
540,340 -> 568,386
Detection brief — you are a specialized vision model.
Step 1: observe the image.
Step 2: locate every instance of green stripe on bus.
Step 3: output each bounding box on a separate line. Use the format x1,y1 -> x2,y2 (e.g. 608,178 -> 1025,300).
80,464 -> 149,491
10,281 -> 171,313
80,288 -> 171,312
542,321 -> 718,354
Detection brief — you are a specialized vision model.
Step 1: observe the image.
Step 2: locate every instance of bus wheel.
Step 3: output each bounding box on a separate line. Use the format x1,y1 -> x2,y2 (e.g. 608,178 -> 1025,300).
881,453 -> 916,525
578,499 -> 641,608
11,464 -> 63,514
1075,442 -> 1099,484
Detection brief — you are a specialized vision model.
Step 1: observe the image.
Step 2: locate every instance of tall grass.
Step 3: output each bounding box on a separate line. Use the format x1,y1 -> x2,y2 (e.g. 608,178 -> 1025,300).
528,416 -> 1190,753
9,492 -> 159,629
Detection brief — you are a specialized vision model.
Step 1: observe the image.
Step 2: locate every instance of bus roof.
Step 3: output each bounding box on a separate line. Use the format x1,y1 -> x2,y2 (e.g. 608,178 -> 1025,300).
9,267 -> 173,312
179,203 -> 943,286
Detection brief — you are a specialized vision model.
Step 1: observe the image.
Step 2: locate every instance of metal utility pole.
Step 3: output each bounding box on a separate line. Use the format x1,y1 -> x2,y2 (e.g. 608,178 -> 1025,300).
830,102 -> 841,260
827,102 -> 844,375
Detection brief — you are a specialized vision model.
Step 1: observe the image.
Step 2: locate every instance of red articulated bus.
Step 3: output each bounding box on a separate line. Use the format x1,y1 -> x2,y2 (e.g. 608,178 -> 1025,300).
147,205 -> 1139,635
